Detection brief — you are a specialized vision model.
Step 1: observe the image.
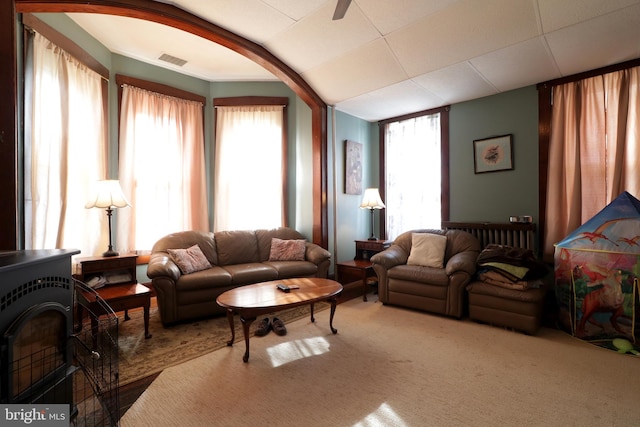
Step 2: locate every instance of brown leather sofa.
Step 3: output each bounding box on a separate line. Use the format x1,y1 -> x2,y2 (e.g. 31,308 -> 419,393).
371,229 -> 480,318
147,227 -> 331,326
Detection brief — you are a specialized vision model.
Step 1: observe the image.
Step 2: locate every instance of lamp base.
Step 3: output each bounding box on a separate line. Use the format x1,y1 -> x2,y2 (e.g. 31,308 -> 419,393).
368,236 -> 377,241
102,249 -> 119,257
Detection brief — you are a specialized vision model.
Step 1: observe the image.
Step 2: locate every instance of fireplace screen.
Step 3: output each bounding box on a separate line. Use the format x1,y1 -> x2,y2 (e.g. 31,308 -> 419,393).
71,280 -> 120,426
3,302 -> 71,404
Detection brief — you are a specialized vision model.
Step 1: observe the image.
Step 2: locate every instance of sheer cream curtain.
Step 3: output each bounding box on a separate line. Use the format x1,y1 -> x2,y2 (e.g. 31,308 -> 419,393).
26,32 -> 107,256
117,85 -> 208,252
385,113 -> 441,240
214,105 -> 284,231
544,66 -> 640,258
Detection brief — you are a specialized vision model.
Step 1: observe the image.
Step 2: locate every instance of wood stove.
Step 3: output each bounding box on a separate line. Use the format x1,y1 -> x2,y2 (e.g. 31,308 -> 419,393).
0,249 -> 79,405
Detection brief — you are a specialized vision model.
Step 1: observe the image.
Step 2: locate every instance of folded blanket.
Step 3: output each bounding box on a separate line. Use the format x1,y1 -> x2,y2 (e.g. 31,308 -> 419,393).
479,261 -> 529,279
478,270 -> 544,291
477,244 -> 549,279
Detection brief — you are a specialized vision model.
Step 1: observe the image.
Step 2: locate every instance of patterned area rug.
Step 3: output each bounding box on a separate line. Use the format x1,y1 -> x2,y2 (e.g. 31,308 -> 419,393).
117,301 -> 328,385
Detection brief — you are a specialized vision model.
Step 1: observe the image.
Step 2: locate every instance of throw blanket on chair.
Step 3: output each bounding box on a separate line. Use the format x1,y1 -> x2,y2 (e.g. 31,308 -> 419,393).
476,244 -> 548,290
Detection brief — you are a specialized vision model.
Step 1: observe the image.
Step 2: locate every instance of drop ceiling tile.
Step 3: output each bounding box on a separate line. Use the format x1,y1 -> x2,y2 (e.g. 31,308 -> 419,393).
386,0 -> 540,77
545,5 -> 640,76
265,2 -> 380,73
336,80 -> 444,122
261,0 -> 326,21
172,0 -> 295,41
537,0 -> 640,32
301,39 -> 407,105
412,62 -> 498,105
357,0 -> 459,35
470,37 -> 561,92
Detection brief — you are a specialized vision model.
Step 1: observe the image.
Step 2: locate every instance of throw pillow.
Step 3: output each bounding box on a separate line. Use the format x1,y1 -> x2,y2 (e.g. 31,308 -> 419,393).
269,238 -> 306,261
167,244 -> 212,275
407,233 -> 447,268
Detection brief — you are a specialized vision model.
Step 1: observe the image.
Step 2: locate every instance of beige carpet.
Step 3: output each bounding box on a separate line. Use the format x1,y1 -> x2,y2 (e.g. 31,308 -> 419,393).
121,295 -> 640,427
117,301 -> 327,385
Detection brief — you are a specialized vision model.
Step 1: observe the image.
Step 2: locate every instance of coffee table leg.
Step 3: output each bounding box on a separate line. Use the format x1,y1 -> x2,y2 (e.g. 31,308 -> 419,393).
240,315 -> 256,363
225,309 -> 235,346
329,298 -> 338,334
310,303 -> 315,323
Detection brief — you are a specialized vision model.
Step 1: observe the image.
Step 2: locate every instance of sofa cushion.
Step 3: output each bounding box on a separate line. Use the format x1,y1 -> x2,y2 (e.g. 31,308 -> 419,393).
215,230 -> 260,265
269,238 -> 306,261
389,264 -> 449,286
167,244 -> 212,275
264,260 -> 318,278
222,263 -> 278,285
175,266 -> 233,291
407,233 -> 447,268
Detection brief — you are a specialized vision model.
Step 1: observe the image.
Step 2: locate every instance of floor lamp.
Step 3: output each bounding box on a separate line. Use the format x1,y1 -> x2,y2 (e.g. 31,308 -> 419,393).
360,188 -> 385,240
86,180 -> 130,257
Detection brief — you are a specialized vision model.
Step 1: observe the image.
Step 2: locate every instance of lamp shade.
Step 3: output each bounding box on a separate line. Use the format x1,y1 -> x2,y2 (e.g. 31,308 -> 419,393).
85,180 -> 130,209
360,188 -> 385,209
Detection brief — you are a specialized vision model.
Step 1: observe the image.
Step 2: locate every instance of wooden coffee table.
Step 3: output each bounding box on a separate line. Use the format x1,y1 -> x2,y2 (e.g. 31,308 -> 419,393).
216,278 -> 343,362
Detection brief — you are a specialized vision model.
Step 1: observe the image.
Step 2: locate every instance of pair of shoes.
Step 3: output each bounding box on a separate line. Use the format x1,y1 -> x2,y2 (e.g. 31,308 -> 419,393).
255,317 -> 271,336
271,317 -> 287,336
254,317 -> 287,337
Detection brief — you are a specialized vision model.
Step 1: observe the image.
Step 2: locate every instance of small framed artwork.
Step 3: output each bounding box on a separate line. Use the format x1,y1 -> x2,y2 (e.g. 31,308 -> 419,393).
473,134 -> 514,174
345,140 -> 363,194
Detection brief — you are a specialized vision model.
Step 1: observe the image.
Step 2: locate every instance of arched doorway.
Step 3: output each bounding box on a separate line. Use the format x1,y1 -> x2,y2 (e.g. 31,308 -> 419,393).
10,0 -> 328,248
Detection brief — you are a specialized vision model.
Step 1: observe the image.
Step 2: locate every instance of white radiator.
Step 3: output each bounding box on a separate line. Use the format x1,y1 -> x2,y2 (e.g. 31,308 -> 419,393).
441,221 -> 536,251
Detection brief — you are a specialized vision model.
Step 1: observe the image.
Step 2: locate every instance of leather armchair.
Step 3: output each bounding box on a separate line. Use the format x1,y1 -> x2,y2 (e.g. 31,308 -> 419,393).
371,229 -> 480,318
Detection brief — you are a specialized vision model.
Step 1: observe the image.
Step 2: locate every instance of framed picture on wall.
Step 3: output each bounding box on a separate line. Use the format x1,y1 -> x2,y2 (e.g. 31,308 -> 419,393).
345,140 -> 363,194
473,134 -> 513,174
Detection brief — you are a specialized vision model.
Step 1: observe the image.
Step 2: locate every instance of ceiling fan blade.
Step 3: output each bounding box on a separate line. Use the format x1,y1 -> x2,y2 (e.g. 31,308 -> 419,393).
332,0 -> 352,20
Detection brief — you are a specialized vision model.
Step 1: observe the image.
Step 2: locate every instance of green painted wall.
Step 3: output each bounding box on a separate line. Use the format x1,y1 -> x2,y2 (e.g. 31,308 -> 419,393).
33,13 -> 112,68
330,109 -> 377,262
449,86 -> 539,224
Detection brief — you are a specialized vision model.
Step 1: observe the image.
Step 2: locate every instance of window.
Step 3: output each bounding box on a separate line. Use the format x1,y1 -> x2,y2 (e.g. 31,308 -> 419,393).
213,97 -> 288,231
541,64 -> 640,259
24,29 -> 108,256
116,76 -> 209,252
380,107 -> 450,241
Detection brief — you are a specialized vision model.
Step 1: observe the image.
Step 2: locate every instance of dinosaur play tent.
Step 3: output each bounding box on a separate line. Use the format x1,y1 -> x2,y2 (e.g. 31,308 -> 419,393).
554,191 -> 640,343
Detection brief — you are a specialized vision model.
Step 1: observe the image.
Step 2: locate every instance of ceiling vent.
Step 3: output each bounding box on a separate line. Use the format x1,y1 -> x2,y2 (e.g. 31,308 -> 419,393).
158,53 -> 187,67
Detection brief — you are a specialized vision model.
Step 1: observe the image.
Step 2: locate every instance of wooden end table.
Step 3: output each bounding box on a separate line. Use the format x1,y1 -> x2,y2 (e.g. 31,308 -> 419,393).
216,278 -> 342,362
74,253 -> 151,339
336,239 -> 391,301
76,283 -> 152,340
336,259 -> 375,301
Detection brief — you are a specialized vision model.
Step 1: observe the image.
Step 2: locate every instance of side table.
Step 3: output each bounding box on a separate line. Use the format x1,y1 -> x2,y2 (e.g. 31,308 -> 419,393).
336,259 -> 376,301
337,239 -> 392,301
355,239 -> 392,261
76,282 -> 152,339
74,254 -> 152,339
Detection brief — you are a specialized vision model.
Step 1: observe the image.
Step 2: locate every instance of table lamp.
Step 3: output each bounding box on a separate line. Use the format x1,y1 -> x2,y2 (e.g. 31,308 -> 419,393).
86,180 -> 130,257
360,188 -> 385,240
